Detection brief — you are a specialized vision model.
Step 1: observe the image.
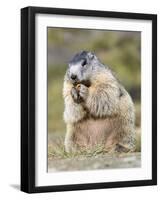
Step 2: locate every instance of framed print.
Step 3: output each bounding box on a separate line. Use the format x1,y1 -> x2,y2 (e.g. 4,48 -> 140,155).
21,6 -> 157,193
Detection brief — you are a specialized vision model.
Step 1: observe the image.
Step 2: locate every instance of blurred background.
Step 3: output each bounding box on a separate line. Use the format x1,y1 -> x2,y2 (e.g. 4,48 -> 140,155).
48,28 -> 141,158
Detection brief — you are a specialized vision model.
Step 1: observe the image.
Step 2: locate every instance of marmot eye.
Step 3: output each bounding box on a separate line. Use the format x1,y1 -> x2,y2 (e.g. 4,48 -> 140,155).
81,59 -> 87,67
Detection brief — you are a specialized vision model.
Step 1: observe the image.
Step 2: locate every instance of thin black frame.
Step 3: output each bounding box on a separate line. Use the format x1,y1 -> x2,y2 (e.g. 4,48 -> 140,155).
21,6 -> 157,193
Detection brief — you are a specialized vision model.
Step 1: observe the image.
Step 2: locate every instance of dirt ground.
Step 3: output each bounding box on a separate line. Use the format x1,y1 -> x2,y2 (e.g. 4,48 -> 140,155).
48,134 -> 141,172
48,152 -> 141,172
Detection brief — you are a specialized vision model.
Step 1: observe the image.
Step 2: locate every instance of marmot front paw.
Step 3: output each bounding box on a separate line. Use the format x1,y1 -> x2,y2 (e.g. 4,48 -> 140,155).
71,87 -> 83,103
71,84 -> 88,103
76,84 -> 88,101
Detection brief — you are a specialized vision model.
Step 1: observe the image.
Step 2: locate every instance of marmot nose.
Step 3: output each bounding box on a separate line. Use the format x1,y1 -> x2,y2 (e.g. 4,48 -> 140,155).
71,74 -> 77,80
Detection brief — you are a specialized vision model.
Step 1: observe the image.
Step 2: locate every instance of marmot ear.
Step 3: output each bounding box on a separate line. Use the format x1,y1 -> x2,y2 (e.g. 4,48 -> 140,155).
87,52 -> 95,60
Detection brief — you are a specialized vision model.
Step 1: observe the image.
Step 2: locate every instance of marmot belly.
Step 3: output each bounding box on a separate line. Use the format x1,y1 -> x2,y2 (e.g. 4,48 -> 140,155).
73,117 -> 119,149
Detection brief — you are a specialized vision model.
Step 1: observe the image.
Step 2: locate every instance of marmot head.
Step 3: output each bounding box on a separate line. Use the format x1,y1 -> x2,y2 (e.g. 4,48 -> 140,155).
66,51 -> 105,86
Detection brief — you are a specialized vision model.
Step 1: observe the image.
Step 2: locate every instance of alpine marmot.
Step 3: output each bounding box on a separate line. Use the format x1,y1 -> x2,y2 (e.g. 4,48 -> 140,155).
63,51 -> 135,153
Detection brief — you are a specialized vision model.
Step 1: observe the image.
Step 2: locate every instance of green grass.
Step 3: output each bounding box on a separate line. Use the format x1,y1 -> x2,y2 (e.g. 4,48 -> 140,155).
48,65 -> 66,133
49,143 -> 110,160
48,133 -> 141,160
48,134 -> 113,160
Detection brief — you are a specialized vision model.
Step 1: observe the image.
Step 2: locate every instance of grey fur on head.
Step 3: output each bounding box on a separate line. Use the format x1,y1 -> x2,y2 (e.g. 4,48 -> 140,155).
66,51 -> 105,85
